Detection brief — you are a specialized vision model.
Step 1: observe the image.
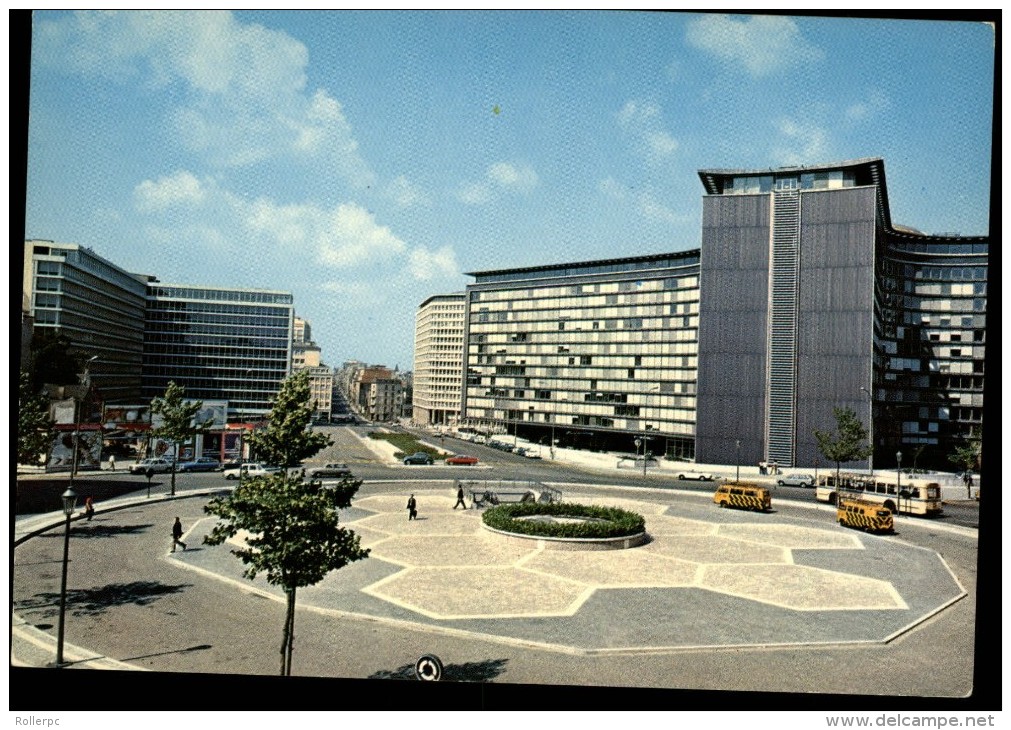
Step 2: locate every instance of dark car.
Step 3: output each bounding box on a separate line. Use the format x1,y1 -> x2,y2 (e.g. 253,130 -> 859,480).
403,452 -> 434,465
308,462 -> 352,478
176,456 -> 222,472
445,455 -> 479,466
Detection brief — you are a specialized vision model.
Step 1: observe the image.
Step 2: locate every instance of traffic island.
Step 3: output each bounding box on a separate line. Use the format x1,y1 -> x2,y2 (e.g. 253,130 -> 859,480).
480,502 -> 648,550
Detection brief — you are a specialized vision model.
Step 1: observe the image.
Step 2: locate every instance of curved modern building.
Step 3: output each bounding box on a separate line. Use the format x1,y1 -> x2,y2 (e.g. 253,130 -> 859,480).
459,158 -> 987,470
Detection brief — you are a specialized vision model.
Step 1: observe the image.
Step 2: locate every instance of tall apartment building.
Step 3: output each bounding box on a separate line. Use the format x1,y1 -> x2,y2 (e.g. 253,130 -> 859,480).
142,283 -> 294,421
304,365 -> 335,421
463,252 -> 700,459
350,366 -> 403,422
459,159 -> 987,470
412,293 -> 465,425
293,316 -> 312,344
22,240 -> 147,403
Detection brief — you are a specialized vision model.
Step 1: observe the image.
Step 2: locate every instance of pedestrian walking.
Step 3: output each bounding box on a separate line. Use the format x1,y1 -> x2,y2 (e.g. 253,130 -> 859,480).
963,472 -> 974,499
758,461 -> 767,476
171,517 -> 187,552
84,496 -> 95,521
453,481 -> 467,510
407,494 -> 418,521
108,454 -> 116,471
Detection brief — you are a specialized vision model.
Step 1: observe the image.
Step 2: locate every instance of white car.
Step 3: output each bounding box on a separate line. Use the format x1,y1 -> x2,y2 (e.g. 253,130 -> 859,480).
676,470 -> 716,482
223,463 -> 280,480
777,473 -> 815,488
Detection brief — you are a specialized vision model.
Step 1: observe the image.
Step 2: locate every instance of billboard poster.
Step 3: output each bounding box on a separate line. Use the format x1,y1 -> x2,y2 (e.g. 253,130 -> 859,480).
51,398 -> 76,425
47,428 -> 102,472
103,405 -> 152,426
192,400 -> 227,429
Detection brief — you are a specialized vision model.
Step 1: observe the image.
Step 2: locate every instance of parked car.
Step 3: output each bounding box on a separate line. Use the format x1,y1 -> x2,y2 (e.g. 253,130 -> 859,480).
403,452 -> 434,465
515,447 -> 542,459
175,456 -> 222,473
223,463 -> 281,480
777,473 -> 815,488
308,462 -> 352,478
445,455 -> 479,466
676,470 -> 716,482
488,440 -> 514,452
129,458 -> 174,475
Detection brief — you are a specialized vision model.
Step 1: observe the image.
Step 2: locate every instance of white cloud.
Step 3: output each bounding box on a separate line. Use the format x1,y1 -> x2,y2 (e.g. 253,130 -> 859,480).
845,89 -> 891,122
617,100 -> 679,162
686,14 -> 823,77
637,193 -> 691,225
133,170 -> 207,211
771,117 -> 830,165
314,203 -> 408,268
408,245 -> 459,281
386,175 -> 429,207
457,161 -> 538,205
598,177 -> 627,200
457,182 -> 493,205
488,162 -> 539,191
36,11 -> 374,184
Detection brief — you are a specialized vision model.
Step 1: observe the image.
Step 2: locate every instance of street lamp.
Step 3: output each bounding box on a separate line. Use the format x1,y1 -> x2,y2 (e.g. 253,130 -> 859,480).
70,356 -> 100,482
53,486 -> 78,667
735,439 -> 741,484
860,387 -> 874,477
238,368 -> 254,488
895,450 -> 903,515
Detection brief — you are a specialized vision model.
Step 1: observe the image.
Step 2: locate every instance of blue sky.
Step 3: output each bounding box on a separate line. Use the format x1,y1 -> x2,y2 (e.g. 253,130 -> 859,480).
26,12 -> 994,369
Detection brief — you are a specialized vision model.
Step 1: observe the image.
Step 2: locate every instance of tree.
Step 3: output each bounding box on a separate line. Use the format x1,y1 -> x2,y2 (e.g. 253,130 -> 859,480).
949,425 -> 982,498
19,370 -> 55,465
204,473 -> 369,676
814,406 -> 873,495
247,370 -> 332,472
28,331 -> 84,390
150,381 -> 213,496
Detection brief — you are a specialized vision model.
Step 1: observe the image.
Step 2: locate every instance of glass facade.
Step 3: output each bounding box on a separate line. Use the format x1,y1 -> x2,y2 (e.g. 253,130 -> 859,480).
463,252 -> 700,457
874,239 -> 987,461
142,284 -> 294,419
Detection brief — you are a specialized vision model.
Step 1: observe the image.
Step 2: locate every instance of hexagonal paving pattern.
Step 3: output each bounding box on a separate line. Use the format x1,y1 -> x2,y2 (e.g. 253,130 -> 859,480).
641,535 -> 789,564
521,549 -> 699,588
363,566 -> 591,619
701,564 -> 908,611
717,523 -> 861,550
369,534 -> 536,567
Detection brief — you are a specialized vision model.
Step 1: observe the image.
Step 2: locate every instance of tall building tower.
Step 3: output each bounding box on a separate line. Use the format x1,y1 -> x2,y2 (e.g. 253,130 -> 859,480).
695,158 -> 987,468
412,293 -> 465,426
22,240 -> 147,403
142,283 -> 294,421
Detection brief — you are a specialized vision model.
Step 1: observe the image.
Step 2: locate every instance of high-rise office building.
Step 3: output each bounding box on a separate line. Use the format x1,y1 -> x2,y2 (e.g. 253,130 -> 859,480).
22,240 -> 147,403
458,159 -> 987,469
412,293 -> 466,426
142,283 -> 294,420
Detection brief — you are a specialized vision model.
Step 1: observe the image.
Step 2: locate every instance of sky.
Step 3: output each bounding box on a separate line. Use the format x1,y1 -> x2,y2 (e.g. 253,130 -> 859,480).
24,11 -> 995,370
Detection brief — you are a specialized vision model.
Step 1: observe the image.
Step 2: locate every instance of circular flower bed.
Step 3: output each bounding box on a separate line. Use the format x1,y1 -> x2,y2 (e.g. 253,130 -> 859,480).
481,502 -> 645,540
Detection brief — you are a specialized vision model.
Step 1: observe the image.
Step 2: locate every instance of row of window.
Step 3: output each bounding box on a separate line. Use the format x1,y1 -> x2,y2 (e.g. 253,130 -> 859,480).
471,257 -> 699,285
149,287 -> 292,304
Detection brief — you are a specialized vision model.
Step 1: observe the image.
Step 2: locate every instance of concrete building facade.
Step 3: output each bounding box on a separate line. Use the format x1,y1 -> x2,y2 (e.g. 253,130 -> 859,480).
412,293 -> 466,426
458,159 -> 987,470
22,240 -> 148,404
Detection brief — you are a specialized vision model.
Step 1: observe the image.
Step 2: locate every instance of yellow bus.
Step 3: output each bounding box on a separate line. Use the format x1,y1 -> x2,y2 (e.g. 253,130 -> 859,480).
837,499 -> 894,534
815,472 -> 942,516
713,483 -> 771,512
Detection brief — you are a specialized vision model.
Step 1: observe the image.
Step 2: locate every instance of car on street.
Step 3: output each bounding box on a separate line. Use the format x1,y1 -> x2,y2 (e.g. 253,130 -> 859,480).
308,462 -> 352,478
676,470 -> 717,482
223,462 -> 281,480
777,473 -> 815,488
175,456 -> 222,473
403,452 -> 434,465
445,455 -> 479,466
129,458 -> 175,474
513,447 -> 542,459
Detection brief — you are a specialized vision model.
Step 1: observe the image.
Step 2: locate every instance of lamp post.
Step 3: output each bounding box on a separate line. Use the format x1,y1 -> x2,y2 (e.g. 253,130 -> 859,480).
735,439 -> 741,484
860,387 -> 874,477
53,486 -> 78,667
70,356 -> 100,482
895,450 -> 903,515
238,368 -> 254,488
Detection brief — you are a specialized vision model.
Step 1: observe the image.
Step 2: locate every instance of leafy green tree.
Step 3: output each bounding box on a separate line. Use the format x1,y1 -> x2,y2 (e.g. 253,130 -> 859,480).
28,332 -> 84,390
204,471 -> 369,676
949,426 -> 982,498
247,370 -> 332,472
19,370 -> 55,465
150,381 -> 213,496
814,406 -> 873,493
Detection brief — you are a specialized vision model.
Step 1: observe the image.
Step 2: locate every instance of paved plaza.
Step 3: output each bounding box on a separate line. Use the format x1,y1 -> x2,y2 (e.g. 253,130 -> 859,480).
164,488 -> 964,654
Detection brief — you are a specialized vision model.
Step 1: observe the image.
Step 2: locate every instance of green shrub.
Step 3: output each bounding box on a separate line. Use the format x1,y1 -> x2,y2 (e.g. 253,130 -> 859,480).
482,502 -> 645,539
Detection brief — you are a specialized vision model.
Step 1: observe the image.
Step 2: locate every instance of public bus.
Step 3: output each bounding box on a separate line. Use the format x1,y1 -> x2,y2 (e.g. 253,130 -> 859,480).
815,471 -> 943,516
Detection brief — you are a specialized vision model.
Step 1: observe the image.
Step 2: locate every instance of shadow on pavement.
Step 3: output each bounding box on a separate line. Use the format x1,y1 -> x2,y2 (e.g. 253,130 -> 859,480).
16,580 -> 192,618
369,658 -> 509,682
70,522 -> 156,539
